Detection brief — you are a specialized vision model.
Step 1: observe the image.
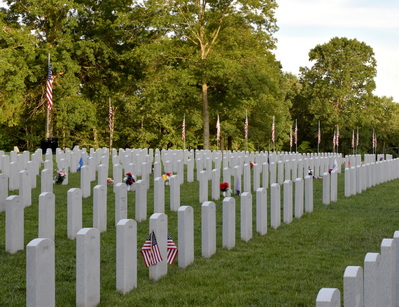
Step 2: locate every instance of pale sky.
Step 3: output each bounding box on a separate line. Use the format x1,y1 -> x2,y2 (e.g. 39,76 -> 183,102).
274,0 -> 399,102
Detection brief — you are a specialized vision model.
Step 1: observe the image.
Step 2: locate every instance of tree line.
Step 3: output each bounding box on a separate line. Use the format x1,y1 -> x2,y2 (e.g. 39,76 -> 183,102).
0,0 -> 398,156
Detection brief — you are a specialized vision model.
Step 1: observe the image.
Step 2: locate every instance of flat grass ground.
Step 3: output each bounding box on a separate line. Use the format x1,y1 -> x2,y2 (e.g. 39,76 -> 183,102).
1,163 -> 399,306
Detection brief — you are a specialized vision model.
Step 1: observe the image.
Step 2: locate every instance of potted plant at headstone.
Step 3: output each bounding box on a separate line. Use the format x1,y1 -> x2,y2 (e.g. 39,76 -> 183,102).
54,169 -> 67,184
220,182 -> 230,197
124,173 -> 135,191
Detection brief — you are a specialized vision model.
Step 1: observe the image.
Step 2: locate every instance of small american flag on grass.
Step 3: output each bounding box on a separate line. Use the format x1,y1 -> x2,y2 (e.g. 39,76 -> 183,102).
167,234 -> 178,264
140,231 -> 163,267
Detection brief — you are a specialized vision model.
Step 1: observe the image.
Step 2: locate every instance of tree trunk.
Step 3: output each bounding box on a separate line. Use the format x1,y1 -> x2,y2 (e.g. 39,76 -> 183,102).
202,83 -> 210,150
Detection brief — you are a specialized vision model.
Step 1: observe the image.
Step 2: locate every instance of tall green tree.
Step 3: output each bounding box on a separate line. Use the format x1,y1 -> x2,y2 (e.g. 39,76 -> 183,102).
295,37 -> 377,153
137,0 -> 279,149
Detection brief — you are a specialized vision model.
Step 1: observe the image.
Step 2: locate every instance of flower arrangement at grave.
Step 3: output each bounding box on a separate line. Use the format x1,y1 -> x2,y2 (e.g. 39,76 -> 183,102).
107,178 -> 114,185
124,173 -> 135,190
220,182 -> 230,197
162,172 -> 172,185
54,169 -> 67,184
250,162 -> 255,168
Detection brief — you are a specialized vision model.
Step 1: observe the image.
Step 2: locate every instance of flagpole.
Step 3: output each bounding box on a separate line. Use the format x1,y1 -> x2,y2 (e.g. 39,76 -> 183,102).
245,111 -> 248,152
182,114 -> 186,150
295,119 -> 298,152
45,53 -> 52,139
109,98 -> 113,154
317,121 -> 320,154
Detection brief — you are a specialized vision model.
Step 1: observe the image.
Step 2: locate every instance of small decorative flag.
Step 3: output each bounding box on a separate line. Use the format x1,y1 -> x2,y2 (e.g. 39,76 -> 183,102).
216,115 -> 220,141
167,234 -> 178,264
46,55 -> 53,111
140,231 -> 163,267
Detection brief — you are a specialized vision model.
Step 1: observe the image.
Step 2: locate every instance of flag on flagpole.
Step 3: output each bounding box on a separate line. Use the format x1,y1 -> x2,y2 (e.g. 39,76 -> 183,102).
356,128 -> 359,147
317,121 -> 321,145
289,126 -> 293,149
140,231 -> 163,267
271,116 -> 275,143
351,130 -> 355,148
216,115 -> 220,141
46,55 -> 53,111
333,132 -> 336,149
336,126 -> 340,147
294,119 -> 298,145
167,234 -> 178,264
182,116 -> 185,142
109,106 -> 114,132
244,112 -> 248,140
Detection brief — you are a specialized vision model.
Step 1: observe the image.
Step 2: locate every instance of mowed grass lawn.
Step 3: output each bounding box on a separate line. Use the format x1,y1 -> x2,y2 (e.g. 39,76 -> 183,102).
1,163 -> 399,306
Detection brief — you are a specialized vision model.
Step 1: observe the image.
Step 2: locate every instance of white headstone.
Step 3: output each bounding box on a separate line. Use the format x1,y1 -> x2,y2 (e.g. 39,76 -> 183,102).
270,183 -> 281,230
76,228 -> 100,307
97,164 -> 108,187
211,169 -> 220,201
364,252 -> 381,307
38,192 -> 55,240
343,266 -> 363,307
116,219 -> 137,294
0,173 -> 8,212
322,172 -> 330,205
178,206 -> 194,268
222,197 -> 235,250
283,180 -> 293,224
115,183 -> 128,226
256,187 -> 267,235
316,288 -> 341,307
154,177 -> 165,214
169,175 -> 180,212
26,238 -> 55,307
93,185 -> 107,233
80,165 -> 91,198
202,201 -> 216,258
243,163 -> 251,193
135,180 -> 147,222
330,170 -> 337,202
199,171 -> 208,203
305,175 -> 313,213
294,178 -> 304,219
41,169 -> 53,194
6,195 -> 24,253
67,188 -> 82,240
381,238 -> 396,306
240,192 -> 252,242
9,161 -> 19,191
149,213 -> 168,281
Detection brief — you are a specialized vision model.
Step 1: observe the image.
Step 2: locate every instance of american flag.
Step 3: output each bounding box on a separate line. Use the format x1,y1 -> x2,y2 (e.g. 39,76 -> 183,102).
351,130 -> 355,148
356,128 -> 359,147
294,120 -> 298,145
167,234 -> 178,264
289,126 -> 292,148
317,121 -> 321,145
182,116 -> 185,142
372,130 -> 377,149
216,115 -> 220,141
333,132 -> 336,149
46,56 -> 53,111
336,126 -> 339,147
109,106 -> 114,131
271,116 -> 275,143
244,113 -> 248,140
140,231 -> 163,267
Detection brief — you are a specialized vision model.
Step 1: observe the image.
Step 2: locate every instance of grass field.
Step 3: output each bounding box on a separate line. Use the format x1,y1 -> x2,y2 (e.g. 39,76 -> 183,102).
1,162 -> 399,306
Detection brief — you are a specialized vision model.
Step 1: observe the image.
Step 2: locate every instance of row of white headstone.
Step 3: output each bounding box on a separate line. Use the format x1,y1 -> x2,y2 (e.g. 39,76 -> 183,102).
1,147 -> 337,306
316,231 -> 399,307
343,154 -> 399,198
